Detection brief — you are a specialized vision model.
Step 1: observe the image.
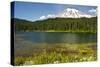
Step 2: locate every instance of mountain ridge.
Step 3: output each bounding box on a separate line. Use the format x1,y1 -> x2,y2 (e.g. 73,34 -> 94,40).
39,8 -> 95,20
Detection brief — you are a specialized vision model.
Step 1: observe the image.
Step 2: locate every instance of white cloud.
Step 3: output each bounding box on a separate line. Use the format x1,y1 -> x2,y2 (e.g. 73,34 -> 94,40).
39,16 -> 46,20
39,14 -> 56,20
47,14 -> 56,18
88,8 -> 97,13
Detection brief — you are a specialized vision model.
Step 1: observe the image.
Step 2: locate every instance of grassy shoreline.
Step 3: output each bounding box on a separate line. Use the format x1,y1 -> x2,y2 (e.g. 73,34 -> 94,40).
14,43 -> 97,66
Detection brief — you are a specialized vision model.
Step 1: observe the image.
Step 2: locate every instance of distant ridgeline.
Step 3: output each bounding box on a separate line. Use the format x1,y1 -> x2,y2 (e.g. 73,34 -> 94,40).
13,17 -> 97,33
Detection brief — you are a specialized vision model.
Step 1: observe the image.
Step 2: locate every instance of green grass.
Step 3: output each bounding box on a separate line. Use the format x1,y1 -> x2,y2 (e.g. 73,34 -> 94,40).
14,43 -> 97,66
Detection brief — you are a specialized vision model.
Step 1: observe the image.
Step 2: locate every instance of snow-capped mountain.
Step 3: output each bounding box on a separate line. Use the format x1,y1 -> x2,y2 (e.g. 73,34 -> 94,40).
39,8 -> 93,20
57,8 -> 92,18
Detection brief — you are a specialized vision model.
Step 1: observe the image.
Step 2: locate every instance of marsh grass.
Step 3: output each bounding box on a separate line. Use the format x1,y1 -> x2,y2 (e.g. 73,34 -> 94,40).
14,43 -> 97,66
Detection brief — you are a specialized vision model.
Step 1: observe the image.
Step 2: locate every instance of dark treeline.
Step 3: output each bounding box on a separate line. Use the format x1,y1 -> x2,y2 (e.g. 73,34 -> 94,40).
13,17 -> 97,33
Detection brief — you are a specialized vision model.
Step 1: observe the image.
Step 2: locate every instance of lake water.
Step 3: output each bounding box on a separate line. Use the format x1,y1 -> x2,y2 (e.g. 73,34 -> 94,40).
15,32 -> 97,47
14,32 -> 97,57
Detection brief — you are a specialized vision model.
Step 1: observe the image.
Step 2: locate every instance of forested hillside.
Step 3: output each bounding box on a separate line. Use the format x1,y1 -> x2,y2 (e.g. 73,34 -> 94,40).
13,17 -> 97,33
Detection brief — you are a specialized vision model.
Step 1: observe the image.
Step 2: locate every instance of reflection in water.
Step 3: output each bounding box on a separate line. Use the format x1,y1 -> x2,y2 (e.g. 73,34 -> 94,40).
14,32 -> 97,49
60,33 -> 78,43
15,32 -> 96,43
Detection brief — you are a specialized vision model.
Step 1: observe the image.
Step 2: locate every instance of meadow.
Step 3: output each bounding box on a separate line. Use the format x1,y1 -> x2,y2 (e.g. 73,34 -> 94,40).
14,43 -> 97,66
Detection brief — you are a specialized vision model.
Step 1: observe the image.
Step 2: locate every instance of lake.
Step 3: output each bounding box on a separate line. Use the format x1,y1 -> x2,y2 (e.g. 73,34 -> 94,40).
14,32 -> 97,60
14,32 -> 97,49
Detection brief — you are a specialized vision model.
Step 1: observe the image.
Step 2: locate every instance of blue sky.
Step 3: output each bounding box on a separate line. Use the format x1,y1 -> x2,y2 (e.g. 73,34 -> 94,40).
13,1 -> 97,21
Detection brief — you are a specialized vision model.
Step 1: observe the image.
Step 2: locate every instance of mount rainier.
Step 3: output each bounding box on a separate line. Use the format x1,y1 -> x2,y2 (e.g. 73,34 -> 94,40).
40,8 -> 94,20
